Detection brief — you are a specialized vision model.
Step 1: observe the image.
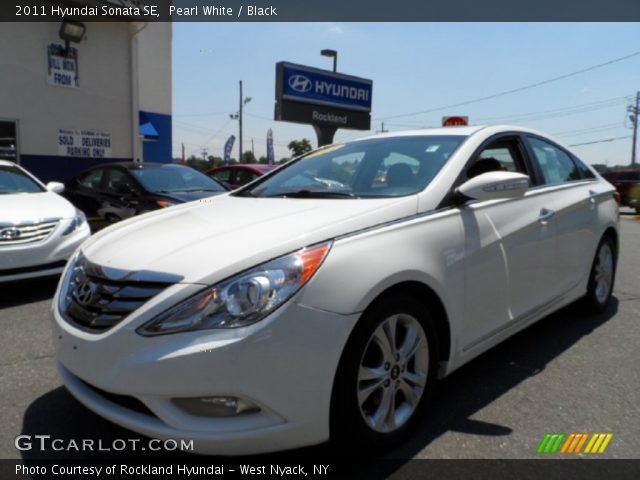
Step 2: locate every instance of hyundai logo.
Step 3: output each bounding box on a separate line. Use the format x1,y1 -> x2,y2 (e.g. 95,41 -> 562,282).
73,281 -> 96,307
288,74 -> 312,93
0,227 -> 21,241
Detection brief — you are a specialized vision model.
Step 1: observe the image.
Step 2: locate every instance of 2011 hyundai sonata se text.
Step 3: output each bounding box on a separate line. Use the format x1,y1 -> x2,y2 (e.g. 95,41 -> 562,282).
52,126 -> 618,455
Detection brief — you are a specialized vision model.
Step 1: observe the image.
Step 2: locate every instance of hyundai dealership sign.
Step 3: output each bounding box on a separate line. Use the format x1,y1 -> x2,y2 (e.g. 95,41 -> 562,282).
282,64 -> 372,111
275,62 -> 372,132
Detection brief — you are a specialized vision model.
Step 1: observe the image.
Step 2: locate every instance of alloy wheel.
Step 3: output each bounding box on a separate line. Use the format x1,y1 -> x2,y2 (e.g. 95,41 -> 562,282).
357,314 -> 429,433
594,243 -> 614,304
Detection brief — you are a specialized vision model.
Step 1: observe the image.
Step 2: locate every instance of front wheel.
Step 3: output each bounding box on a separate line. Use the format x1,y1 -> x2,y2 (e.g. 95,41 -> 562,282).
330,296 -> 438,450
582,235 -> 617,313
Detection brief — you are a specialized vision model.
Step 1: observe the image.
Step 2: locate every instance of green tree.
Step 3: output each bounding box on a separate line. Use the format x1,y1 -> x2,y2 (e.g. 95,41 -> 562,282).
258,156 -> 268,164
242,151 -> 257,164
287,139 -> 312,157
278,157 -> 291,165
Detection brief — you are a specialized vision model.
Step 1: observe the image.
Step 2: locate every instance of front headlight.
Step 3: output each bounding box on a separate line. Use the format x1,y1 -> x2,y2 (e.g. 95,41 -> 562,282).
62,209 -> 87,236
137,241 -> 332,336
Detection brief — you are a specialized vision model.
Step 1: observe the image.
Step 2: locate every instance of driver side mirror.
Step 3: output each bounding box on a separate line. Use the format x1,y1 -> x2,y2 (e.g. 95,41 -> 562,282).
456,171 -> 529,202
46,181 -> 65,194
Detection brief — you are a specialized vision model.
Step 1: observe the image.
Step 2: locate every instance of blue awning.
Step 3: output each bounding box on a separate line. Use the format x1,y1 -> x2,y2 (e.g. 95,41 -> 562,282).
139,121 -> 159,140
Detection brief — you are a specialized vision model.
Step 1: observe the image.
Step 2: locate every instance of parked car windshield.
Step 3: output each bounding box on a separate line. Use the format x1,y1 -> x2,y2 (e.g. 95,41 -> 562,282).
130,165 -> 227,193
237,135 -> 467,198
0,165 -> 44,194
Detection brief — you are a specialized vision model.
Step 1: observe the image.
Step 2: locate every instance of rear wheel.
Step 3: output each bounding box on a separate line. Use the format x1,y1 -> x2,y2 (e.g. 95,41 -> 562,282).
582,235 -> 616,313
330,295 -> 438,450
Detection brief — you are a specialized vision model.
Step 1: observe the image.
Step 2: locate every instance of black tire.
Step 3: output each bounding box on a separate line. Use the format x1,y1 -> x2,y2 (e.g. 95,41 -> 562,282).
330,295 -> 439,452
581,235 -> 617,313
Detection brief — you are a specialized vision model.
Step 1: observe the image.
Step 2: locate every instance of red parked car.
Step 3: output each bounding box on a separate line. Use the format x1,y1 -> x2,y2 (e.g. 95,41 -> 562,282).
602,168 -> 640,213
205,164 -> 278,189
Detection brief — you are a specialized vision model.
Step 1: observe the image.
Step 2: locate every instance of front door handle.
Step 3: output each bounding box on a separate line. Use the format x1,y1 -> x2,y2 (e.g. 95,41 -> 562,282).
589,190 -> 598,204
539,208 -> 556,223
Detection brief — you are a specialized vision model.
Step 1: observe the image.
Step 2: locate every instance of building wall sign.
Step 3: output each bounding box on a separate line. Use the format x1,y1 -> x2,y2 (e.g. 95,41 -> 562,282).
58,129 -> 112,158
47,43 -> 79,88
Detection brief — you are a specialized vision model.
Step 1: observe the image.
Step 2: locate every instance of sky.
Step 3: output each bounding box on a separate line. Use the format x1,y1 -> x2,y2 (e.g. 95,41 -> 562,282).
172,23 -> 640,165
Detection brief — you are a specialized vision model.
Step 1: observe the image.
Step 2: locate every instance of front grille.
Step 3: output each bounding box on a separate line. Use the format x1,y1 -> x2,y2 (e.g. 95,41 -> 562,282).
60,254 -> 182,333
0,219 -> 59,246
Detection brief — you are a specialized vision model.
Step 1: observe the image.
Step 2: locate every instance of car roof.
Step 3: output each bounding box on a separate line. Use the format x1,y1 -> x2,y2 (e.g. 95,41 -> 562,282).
210,164 -> 277,172
346,124 -> 557,143
0,159 -> 18,167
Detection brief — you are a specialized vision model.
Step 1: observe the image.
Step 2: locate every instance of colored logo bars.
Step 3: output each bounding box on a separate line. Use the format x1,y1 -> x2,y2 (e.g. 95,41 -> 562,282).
537,432 -> 613,454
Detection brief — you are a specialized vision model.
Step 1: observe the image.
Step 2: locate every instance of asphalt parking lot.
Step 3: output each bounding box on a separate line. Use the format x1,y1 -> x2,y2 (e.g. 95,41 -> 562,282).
1,214 -> 639,462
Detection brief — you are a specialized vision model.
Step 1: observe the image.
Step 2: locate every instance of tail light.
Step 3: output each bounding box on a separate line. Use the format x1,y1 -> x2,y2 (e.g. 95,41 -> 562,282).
613,191 -> 621,204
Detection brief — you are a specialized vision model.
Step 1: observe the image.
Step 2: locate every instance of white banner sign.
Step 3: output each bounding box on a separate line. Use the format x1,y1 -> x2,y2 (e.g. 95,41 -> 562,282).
58,129 -> 112,158
47,43 -> 79,88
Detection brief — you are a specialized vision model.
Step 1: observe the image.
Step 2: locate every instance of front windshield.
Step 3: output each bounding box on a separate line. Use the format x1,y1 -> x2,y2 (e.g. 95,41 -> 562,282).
238,135 -> 466,198
0,165 -> 44,194
131,165 -> 226,193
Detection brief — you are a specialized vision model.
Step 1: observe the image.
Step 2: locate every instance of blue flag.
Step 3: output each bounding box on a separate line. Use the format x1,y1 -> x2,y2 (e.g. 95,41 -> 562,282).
223,135 -> 236,165
267,129 -> 275,165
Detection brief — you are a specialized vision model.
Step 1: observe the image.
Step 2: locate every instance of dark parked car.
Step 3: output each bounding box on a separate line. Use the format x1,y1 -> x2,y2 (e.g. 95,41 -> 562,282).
205,164 -> 278,189
64,162 -> 228,223
602,169 -> 640,213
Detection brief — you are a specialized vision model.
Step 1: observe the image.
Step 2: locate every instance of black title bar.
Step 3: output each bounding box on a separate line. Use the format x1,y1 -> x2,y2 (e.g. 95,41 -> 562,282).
3,0 -> 640,22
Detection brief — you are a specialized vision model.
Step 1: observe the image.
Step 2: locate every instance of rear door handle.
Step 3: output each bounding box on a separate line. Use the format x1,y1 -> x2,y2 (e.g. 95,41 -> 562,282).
539,208 -> 556,223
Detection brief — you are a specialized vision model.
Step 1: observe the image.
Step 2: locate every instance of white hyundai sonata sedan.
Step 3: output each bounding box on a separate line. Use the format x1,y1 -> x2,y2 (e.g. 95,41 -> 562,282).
52,125 -> 618,455
0,160 -> 90,282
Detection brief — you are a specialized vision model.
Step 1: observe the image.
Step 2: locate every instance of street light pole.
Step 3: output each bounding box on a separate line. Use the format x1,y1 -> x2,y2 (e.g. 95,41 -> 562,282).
321,49 -> 338,72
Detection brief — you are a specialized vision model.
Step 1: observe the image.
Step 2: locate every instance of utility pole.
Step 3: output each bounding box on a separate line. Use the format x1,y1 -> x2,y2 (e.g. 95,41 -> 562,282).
630,91 -> 639,166
251,138 -> 255,157
239,80 -> 243,162
181,142 -> 185,163
232,80 -> 252,162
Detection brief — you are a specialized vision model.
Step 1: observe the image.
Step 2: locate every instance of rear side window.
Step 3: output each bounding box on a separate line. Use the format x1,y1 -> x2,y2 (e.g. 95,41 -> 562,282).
527,137 -> 582,185
620,171 -> 640,181
78,169 -> 104,190
572,155 -> 596,180
235,169 -> 261,185
210,169 -> 232,183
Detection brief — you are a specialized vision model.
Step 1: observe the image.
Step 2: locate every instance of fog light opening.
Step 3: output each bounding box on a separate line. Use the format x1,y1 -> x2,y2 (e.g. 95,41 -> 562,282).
173,396 -> 261,417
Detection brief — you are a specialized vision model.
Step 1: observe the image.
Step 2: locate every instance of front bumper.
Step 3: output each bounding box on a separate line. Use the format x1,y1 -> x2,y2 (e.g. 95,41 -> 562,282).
52,297 -> 359,455
0,220 -> 90,282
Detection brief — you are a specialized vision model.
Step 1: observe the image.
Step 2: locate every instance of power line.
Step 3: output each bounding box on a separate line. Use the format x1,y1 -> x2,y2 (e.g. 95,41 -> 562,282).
568,135 -> 632,147
377,51 -> 640,121
553,122 -> 626,137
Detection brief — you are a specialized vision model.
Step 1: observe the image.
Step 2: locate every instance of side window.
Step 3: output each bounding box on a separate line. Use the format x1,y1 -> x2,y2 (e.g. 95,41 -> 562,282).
78,169 -> 104,190
211,169 -> 232,183
572,156 -> 596,180
105,169 -> 137,194
235,169 -> 260,185
527,137 -> 582,185
467,138 -> 527,179
620,171 -> 640,181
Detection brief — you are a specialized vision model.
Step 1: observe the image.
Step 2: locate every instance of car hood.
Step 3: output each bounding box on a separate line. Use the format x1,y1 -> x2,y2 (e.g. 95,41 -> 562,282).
159,190 -> 226,203
82,194 -> 418,285
0,191 -> 75,224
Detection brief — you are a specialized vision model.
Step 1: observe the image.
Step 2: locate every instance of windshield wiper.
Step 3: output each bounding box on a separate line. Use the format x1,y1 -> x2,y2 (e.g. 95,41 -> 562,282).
267,190 -> 358,199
